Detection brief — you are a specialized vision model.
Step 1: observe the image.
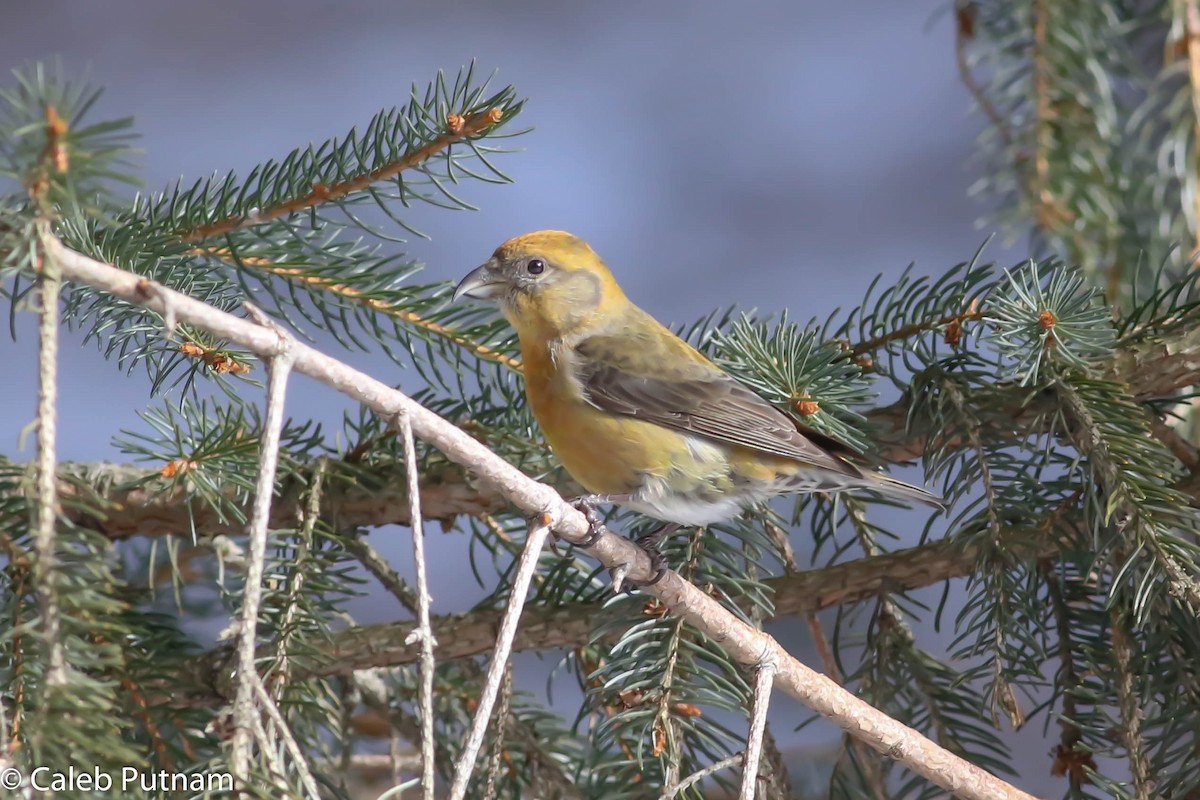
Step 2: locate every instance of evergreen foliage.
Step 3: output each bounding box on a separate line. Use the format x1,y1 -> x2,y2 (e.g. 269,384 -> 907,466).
4,6 -> 1200,794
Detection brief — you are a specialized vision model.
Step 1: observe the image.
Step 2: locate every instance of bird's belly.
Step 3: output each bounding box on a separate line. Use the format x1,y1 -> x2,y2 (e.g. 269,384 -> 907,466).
532,390 -> 678,496
531,392 -> 751,526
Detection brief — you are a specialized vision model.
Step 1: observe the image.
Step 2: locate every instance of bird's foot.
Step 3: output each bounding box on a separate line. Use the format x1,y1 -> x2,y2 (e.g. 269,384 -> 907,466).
566,494 -> 618,547
611,523 -> 679,591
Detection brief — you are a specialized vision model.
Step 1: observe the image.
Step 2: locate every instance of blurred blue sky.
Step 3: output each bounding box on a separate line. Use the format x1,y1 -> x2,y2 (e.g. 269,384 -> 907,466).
3,0 -> 1010,460
2,0 -> 1059,793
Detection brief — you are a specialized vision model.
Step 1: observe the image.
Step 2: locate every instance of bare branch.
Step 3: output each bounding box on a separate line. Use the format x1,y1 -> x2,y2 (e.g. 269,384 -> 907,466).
448,520 -> 551,800
31,223 -> 66,687
399,412 -> 437,800
659,752 -> 744,800
230,304 -> 296,779
740,663 -> 775,800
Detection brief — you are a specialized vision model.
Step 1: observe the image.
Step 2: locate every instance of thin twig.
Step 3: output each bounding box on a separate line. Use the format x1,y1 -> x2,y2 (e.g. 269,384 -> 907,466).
253,677 -> 323,798
740,662 -> 775,800
345,535 -> 420,615
1029,0 -> 1073,232
180,108 -> 504,241
658,752 -> 744,800
199,248 -> 522,372
481,663 -> 513,800
849,306 -> 984,356
1185,0 -> 1200,257
399,411 -> 438,800
1043,563 -> 1090,795
31,223 -> 66,687
805,612 -> 888,800
269,459 -> 324,699
1110,610 -> 1152,800
54,241 -> 1042,800
953,3 -> 1015,147
230,306 -> 296,777
1147,413 -> 1200,472
447,518 -> 552,800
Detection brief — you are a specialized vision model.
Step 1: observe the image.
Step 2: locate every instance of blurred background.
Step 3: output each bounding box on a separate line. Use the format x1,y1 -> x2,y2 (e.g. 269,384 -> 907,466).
2,0 -> 1048,794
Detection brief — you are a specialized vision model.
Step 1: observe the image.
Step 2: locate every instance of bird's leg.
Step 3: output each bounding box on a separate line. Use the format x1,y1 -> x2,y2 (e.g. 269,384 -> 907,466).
625,522 -> 680,588
566,494 -> 631,547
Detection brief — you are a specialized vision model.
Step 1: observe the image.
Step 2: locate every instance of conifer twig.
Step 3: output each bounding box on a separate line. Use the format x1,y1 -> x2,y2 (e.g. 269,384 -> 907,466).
481,663 -> 513,800
1146,413 -> 1200,472
31,224 -> 66,688
253,677 -> 322,798
1110,611 -> 1152,800
398,411 -> 438,800
345,535 -> 421,613
806,612 -> 888,800
659,752 -> 744,800
849,305 -> 984,356
230,304 -> 296,778
447,518 -> 552,800
180,108 -> 505,241
173,520 -> 1077,692
198,247 -> 522,371
953,3 -> 1015,148
1043,564 -> 1090,790
269,458 -> 324,700
740,662 -> 775,800
51,239 -> 1042,800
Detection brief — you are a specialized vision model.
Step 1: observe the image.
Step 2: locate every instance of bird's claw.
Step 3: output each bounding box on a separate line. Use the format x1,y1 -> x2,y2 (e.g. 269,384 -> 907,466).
632,531 -> 669,587
607,528 -> 671,592
568,494 -> 610,547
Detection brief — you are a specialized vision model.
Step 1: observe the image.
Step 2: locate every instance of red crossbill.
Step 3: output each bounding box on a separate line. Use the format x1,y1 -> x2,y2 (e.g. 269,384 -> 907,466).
454,231 -> 941,579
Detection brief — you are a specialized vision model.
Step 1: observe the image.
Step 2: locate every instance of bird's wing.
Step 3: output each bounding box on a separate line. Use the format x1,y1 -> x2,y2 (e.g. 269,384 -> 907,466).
574,334 -> 862,477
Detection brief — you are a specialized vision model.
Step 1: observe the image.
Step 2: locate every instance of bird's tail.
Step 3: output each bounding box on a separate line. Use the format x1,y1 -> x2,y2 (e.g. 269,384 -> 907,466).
862,472 -> 945,511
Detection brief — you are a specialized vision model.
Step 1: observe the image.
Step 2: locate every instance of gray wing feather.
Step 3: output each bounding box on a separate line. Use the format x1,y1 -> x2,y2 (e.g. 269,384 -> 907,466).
577,358 -> 862,480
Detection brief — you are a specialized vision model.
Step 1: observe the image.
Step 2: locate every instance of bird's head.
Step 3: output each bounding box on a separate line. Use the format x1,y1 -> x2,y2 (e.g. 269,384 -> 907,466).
454,230 -> 627,338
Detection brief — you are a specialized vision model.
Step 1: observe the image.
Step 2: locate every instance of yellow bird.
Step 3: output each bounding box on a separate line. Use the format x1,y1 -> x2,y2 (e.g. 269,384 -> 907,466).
455,231 -> 941,581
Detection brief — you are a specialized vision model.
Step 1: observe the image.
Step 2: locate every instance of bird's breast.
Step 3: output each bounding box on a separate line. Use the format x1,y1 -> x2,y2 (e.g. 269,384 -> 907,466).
520,340 -> 700,497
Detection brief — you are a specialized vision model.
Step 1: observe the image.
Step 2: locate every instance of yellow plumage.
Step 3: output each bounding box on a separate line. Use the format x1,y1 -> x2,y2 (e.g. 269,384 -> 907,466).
454,230 -> 941,531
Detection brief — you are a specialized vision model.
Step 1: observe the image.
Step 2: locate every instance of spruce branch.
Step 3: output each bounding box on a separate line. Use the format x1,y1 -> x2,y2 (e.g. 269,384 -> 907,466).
12,313 -> 1200,547
345,533 -> 422,613
50,240 -> 1040,800
1043,564 -> 1090,796
849,302 -> 984,357
179,108 -> 504,242
954,3 -> 1015,148
1053,378 -> 1200,612
480,662 -> 513,800
252,677 -> 322,798
31,222 -> 66,689
199,245 -> 522,371
166,520 -> 1082,695
1110,611 -> 1152,800
1147,412 -> 1200,472
267,457 -> 323,700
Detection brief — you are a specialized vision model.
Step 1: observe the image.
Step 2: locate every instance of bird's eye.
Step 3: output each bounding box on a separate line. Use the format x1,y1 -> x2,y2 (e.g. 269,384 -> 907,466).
526,258 -> 545,275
